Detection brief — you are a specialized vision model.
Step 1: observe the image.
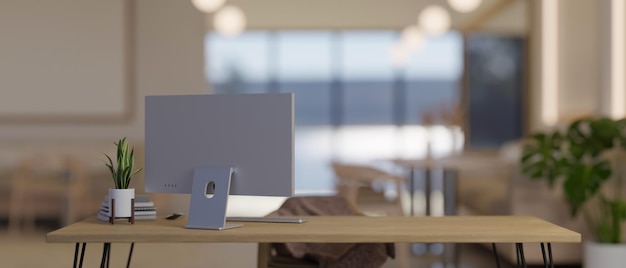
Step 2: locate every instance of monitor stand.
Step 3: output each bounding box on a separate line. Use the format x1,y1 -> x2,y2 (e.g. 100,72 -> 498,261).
186,167 -> 243,230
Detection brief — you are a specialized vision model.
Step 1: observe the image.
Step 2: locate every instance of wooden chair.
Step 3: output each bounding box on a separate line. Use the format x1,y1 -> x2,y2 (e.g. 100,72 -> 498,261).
330,162 -> 411,268
331,162 -> 407,216
8,154 -> 88,234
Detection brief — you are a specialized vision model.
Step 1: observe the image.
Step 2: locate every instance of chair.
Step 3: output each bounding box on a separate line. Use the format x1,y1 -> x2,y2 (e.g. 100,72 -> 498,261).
257,195 -> 397,268
331,162 -> 407,216
330,162 -> 410,268
258,242 -> 318,268
8,154 -> 89,234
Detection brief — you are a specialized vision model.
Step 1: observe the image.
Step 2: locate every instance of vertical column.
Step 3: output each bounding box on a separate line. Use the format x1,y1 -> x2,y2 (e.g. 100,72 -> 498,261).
541,0 -> 559,126
597,0 -> 625,119
557,0 -> 602,122
611,0 -> 625,118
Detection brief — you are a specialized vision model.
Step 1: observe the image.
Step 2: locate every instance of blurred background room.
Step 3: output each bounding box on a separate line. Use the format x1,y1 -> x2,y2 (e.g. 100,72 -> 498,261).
0,0 -> 621,267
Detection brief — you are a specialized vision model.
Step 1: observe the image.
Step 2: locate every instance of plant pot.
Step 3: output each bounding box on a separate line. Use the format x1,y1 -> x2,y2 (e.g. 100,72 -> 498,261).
108,188 -> 135,218
584,241 -> 626,268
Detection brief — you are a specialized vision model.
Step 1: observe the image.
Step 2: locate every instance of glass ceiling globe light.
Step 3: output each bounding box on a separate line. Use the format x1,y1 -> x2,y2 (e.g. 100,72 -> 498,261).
448,0 -> 482,13
401,25 -> 424,50
389,42 -> 410,68
214,6 -> 247,37
191,0 -> 225,13
418,5 -> 451,36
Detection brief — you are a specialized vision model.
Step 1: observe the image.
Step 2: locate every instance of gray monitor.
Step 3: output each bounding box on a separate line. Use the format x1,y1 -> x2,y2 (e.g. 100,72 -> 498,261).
145,93 -> 294,229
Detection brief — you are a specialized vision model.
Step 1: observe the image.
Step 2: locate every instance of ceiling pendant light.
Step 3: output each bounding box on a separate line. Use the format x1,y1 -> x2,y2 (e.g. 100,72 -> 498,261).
401,25 -> 424,50
191,0 -> 226,13
448,0 -> 482,13
214,5 -> 247,37
418,5 -> 451,36
390,42 -> 410,68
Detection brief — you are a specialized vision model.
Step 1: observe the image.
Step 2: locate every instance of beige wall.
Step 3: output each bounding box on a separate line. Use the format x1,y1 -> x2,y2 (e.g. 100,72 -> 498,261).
0,0 -> 207,239
0,0 -> 528,143
528,0 -> 617,131
3,0 -> 619,143
11,0 -> 618,138
0,0 -> 205,142
557,0 -> 601,121
0,0 -> 126,117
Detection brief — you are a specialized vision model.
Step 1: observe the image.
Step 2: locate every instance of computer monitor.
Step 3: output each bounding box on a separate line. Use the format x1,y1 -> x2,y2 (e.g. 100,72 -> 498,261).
145,93 -> 294,230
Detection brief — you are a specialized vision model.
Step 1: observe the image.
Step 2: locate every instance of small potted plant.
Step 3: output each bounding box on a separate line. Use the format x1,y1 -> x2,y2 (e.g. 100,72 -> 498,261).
104,137 -> 142,224
520,117 -> 626,267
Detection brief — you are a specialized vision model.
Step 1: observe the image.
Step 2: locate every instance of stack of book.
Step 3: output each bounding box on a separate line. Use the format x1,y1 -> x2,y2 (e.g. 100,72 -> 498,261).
97,194 -> 157,221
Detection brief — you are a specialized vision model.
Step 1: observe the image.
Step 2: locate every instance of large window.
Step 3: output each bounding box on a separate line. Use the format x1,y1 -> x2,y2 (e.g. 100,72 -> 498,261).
466,34 -> 525,148
206,30 -> 463,193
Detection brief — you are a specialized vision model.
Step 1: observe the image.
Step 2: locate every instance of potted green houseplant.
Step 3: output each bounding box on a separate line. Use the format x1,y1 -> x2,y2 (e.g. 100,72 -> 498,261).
104,137 -> 142,223
520,117 -> 626,267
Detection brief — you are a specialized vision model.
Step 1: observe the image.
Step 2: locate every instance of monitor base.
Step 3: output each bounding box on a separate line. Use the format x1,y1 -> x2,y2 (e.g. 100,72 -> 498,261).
226,217 -> 307,223
186,223 -> 243,230
186,167 -> 235,231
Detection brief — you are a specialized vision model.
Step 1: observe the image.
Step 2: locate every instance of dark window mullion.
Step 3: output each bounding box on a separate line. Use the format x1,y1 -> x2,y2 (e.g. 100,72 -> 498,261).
330,31 -> 344,127
392,32 -> 408,126
392,66 -> 407,126
267,31 -> 280,93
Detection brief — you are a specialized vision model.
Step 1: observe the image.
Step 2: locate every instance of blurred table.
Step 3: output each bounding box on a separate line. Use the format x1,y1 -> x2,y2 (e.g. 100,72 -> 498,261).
392,152 -> 511,216
391,152 -> 512,266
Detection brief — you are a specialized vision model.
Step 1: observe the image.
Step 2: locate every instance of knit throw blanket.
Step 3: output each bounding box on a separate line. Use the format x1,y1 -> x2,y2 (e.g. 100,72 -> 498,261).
267,196 -> 395,268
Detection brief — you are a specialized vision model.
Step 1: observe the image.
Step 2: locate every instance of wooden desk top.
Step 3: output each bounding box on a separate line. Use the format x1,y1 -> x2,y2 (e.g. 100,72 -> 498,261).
47,216 -> 580,244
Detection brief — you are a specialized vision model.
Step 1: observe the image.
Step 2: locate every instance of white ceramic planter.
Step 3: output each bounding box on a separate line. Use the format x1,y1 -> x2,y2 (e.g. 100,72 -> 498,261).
108,188 -> 135,218
584,241 -> 626,268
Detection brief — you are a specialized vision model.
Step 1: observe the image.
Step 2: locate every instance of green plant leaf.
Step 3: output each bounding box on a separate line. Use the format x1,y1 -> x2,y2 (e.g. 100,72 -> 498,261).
521,117 -> 626,242
103,137 -> 142,189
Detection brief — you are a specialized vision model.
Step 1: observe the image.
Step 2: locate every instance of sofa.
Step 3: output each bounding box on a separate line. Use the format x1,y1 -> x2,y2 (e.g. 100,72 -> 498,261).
456,143 -> 587,265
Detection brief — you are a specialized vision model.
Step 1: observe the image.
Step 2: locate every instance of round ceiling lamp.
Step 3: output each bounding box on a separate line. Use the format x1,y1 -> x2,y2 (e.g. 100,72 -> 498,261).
418,5 -> 451,36
448,0 -> 482,13
389,42 -> 410,68
214,6 -> 247,37
191,0 -> 226,13
401,25 -> 424,50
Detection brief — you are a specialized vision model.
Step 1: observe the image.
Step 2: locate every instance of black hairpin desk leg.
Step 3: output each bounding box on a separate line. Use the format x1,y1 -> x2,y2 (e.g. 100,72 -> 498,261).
548,243 -> 554,268
492,243 -> 502,268
100,243 -> 111,268
73,243 -> 79,268
516,243 -> 527,268
71,242 -> 133,268
127,242 -> 135,268
73,243 -> 86,268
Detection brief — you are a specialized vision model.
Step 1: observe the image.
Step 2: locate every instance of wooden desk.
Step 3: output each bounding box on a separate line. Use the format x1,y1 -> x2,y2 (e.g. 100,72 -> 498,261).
47,216 -> 579,268
47,216 -> 580,244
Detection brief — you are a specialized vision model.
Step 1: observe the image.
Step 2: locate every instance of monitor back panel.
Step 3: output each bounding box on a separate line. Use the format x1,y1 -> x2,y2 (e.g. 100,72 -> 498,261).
145,93 -> 294,196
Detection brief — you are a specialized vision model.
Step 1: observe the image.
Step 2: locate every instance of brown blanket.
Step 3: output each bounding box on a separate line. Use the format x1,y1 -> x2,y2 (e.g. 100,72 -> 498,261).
267,196 -> 395,268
